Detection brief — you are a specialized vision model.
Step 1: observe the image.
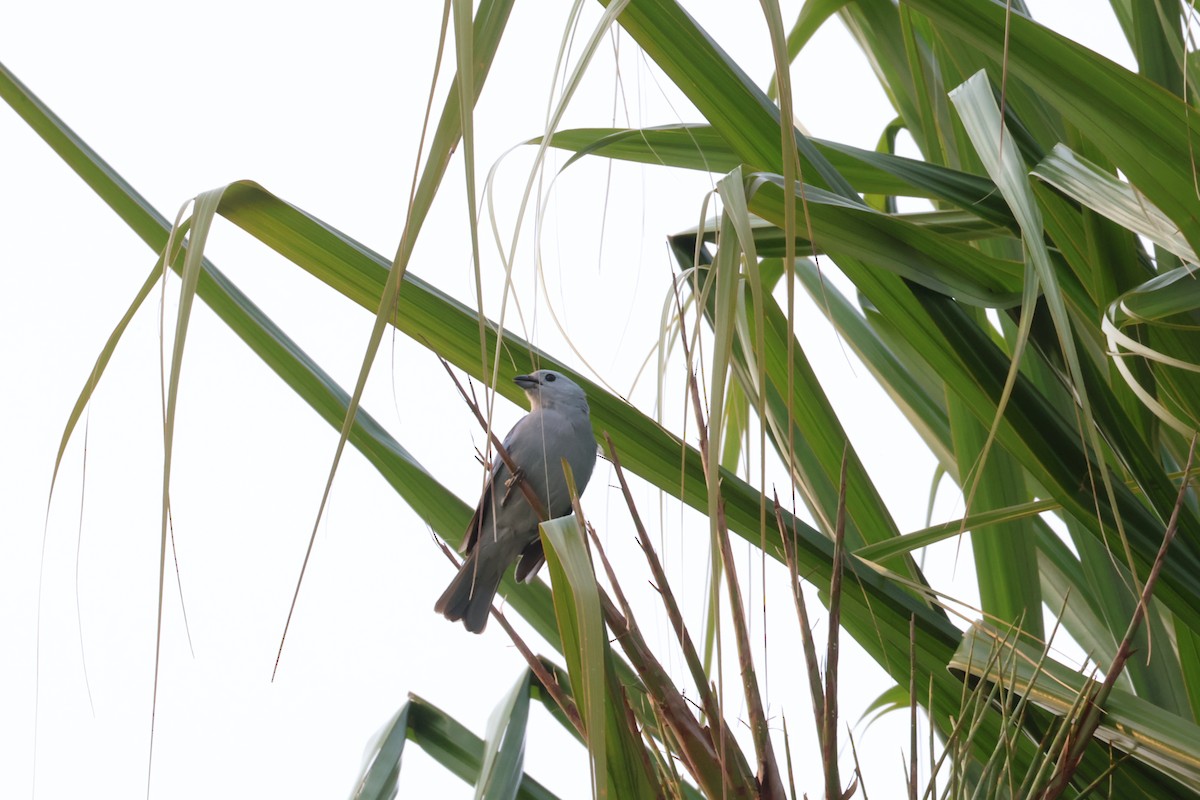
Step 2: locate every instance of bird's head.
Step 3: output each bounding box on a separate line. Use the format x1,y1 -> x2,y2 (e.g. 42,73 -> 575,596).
514,370 -> 589,414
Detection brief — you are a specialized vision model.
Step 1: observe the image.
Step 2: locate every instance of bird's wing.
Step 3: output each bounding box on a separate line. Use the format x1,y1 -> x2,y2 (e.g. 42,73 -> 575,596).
459,472 -> 492,555
459,414 -> 528,555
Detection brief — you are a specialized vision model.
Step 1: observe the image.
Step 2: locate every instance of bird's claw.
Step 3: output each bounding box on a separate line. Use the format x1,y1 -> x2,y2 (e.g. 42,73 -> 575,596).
501,467 -> 526,505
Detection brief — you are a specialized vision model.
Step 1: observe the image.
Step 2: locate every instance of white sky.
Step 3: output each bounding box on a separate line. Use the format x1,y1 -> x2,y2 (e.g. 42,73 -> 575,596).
1,1 -> 1134,798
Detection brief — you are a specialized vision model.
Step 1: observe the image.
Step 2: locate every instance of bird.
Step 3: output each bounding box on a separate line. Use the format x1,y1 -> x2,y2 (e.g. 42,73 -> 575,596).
435,369 -> 597,633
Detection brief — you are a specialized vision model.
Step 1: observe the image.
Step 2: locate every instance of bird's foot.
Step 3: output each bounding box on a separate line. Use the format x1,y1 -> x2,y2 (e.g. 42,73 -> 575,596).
501,467 -> 526,505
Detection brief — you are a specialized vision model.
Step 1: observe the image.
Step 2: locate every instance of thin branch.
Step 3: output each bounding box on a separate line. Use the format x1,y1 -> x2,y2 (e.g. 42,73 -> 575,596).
825,449 -> 848,800
437,355 -> 549,521
604,432 -> 722,730
908,615 -> 917,800
434,538 -> 585,738
775,494 -> 827,755
674,293 -> 785,799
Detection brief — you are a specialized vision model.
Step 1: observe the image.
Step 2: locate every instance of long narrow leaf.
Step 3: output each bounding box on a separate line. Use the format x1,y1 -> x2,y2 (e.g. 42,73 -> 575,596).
406,696 -> 561,800
475,670 -> 533,800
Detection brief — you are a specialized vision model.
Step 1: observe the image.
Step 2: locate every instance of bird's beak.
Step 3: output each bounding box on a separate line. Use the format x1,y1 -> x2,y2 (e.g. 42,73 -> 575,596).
513,374 -> 539,390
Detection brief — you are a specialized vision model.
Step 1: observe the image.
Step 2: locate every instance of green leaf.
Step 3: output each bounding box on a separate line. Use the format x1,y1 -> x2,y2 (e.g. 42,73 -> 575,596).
745,176 -> 1024,307
541,515 -> 662,799
405,696 -> 561,800
767,0 -> 853,99
1033,144 -> 1195,264
475,670 -> 533,800
349,695 -> 560,800
603,0 -> 858,197
1104,264 -> 1200,437
351,703 -> 410,800
541,515 -> 606,798
543,125 -> 1013,224
906,0 -> 1200,255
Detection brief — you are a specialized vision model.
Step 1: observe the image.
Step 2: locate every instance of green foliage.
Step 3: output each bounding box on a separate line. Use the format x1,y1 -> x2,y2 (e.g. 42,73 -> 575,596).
11,0 -> 1200,796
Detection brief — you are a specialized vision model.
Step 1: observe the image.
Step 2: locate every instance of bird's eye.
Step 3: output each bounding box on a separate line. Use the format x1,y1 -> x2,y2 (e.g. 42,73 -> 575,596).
545,373 -> 557,382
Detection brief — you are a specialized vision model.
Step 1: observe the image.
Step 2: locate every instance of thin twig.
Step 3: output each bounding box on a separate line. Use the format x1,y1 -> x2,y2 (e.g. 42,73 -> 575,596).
774,494 -> 827,755
673,289 -> 785,799
605,432 -> 722,729
825,449 -> 848,800
494,608 -> 586,738
908,615 -> 917,800
847,729 -> 868,800
437,356 -> 550,521
585,504 -> 758,798
434,538 -> 585,737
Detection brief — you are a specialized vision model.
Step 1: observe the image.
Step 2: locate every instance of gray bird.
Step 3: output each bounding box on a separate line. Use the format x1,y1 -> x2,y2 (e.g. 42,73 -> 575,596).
435,369 -> 597,633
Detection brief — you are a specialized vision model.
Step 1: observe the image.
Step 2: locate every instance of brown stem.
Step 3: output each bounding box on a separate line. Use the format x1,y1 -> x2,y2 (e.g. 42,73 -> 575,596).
672,279 -> 786,800
437,356 -> 549,521
434,538 -> 585,737
824,449 -> 848,800
775,494 -> 828,753
583,495 -> 758,799
604,432 -> 723,732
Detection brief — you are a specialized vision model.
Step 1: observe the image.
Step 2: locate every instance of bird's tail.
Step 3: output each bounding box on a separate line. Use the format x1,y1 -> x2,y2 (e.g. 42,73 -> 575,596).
434,550 -> 504,633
